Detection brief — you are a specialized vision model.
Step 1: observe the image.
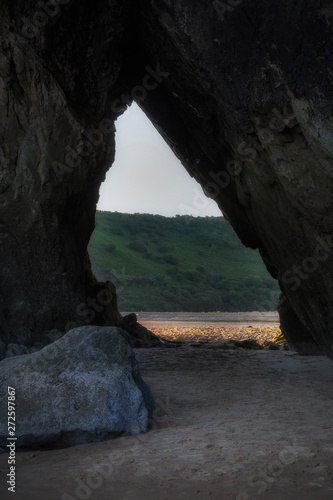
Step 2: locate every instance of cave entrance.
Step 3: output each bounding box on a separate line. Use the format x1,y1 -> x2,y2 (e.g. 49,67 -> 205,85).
88,103 -> 280,316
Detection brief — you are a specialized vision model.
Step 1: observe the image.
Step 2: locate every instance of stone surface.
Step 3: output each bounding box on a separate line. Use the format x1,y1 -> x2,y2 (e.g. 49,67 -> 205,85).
5,343 -> 29,358
0,326 -> 154,447
28,342 -> 44,354
136,1 -> 333,357
1,1 -> 333,356
278,294 -> 323,356
121,313 -> 164,347
0,1 -> 129,345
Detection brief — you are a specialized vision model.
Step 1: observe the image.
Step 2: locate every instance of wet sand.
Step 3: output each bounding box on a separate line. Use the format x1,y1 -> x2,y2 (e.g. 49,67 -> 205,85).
1,313 -> 333,500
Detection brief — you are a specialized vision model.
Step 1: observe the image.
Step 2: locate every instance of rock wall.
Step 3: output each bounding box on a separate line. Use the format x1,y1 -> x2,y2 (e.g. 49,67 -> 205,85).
136,0 -> 333,357
0,0 -> 131,344
1,1 -> 333,356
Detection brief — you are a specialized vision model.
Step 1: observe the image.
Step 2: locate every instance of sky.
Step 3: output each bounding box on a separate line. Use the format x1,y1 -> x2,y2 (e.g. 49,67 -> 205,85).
97,103 -> 222,217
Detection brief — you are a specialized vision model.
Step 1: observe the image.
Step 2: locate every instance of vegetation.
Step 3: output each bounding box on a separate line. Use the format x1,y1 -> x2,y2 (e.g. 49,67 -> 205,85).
88,212 -> 280,312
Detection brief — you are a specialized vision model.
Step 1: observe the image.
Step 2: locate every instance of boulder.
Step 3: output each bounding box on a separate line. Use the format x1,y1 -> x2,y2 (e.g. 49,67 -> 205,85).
28,342 -> 45,354
121,313 -> 164,347
0,326 -> 154,448
5,343 -> 29,358
45,329 -> 64,344
233,340 -> 263,350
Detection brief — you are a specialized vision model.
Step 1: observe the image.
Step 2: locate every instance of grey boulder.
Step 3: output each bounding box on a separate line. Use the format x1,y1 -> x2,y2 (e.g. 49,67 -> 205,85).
0,326 -> 154,447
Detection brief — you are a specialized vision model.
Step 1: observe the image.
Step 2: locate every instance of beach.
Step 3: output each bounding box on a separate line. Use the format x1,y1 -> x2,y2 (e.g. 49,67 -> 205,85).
137,311 -> 281,344
1,313 -> 333,500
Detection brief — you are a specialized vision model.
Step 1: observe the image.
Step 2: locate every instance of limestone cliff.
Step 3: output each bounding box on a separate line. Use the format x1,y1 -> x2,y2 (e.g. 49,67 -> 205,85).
1,0 -> 333,356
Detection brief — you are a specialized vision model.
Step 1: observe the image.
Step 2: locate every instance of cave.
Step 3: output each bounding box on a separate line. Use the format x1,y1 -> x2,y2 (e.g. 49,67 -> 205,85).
1,1 -> 333,357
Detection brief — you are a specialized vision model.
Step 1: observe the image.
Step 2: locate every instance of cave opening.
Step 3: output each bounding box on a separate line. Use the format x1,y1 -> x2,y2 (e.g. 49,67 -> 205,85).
88,103 -> 280,315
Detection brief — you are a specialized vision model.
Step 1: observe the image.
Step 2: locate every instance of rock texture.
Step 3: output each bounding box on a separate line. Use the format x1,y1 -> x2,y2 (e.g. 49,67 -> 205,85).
0,326 -> 154,447
136,1 -> 333,357
1,1 -> 333,356
0,1 -> 131,345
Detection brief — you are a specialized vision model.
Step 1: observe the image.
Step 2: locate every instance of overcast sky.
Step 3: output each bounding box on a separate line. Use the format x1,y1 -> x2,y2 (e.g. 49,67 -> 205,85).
97,103 -> 222,217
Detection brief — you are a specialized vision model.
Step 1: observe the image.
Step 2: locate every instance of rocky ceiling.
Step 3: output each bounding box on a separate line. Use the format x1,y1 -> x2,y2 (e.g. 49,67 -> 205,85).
1,0 -> 333,356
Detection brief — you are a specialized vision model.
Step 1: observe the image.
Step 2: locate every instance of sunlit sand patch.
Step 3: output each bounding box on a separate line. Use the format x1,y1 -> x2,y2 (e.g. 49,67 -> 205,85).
142,323 -> 281,344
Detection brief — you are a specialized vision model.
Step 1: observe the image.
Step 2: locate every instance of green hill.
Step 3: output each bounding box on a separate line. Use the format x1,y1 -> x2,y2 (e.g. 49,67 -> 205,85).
88,212 -> 280,312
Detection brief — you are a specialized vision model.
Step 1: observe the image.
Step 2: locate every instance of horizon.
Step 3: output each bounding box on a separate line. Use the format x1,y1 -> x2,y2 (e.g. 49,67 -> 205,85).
96,209 -> 223,219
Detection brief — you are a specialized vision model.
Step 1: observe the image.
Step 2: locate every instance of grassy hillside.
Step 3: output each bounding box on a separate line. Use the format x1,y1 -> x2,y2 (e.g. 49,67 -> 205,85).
88,212 -> 280,312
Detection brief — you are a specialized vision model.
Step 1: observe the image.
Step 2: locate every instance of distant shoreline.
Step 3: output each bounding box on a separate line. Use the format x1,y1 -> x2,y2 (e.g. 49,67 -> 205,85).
124,311 -> 279,323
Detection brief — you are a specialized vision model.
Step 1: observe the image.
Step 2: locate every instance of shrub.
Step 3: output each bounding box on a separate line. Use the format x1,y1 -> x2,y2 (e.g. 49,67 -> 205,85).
128,241 -> 147,253
167,265 -> 178,276
163,254 -> 179,265
184,269 -> 200,281
106,243 -> 116,253
157,243 -> 173,254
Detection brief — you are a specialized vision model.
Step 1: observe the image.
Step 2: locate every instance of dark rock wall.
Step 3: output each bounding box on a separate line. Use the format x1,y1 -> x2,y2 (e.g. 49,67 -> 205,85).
0,0 -> 131,344
1,0 -> 333,356
136,0 -> 333,356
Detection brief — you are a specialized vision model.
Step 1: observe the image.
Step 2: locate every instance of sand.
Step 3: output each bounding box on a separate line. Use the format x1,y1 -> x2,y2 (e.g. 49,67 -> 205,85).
137,311 -> 282,344
1,313 -> 333,499
142,321 -> 280,344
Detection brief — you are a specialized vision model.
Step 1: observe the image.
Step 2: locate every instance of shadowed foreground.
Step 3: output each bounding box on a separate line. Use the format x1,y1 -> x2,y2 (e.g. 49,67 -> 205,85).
1,347 -> 333,500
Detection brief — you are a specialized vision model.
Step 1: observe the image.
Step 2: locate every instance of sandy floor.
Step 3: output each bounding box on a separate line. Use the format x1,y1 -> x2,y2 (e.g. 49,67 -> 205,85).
1,316 -> 333,499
